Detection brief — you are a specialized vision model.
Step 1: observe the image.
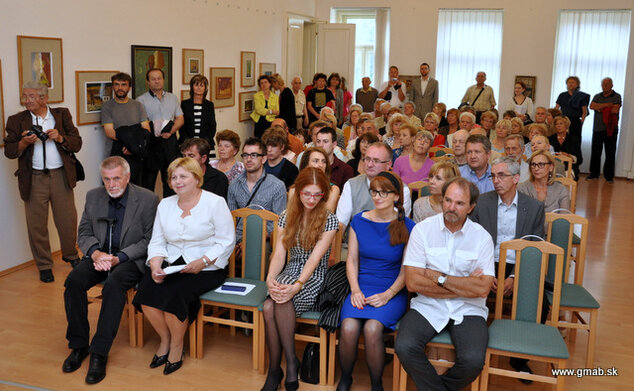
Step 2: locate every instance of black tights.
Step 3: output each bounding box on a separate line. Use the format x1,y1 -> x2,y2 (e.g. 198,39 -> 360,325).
338,318 -> 386,390
262,298 -> 300,382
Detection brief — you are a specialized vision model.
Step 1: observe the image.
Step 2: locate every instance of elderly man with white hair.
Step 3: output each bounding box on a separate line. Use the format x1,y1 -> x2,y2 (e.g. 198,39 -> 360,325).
291,76 -> 308,130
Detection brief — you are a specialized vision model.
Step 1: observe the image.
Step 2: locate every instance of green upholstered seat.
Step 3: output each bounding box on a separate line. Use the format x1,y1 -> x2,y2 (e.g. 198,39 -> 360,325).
572,233 -> 581,245
299,311 -> 321,320
488,319 -> 569,359
199,278 -> 268,307
546,283 -> 600,309
430,330 -> 452,345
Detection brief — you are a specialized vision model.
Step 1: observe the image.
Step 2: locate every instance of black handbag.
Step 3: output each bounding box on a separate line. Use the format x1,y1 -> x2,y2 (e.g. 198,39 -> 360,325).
71,152 -> 85,181
299,342 -> 320,384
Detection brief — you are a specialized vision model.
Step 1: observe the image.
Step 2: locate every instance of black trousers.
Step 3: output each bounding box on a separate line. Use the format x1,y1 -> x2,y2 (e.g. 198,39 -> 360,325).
64,259 -> 143,356
395,310 -> 488,391
142,138 -> 177,198
590,130 -> 618,180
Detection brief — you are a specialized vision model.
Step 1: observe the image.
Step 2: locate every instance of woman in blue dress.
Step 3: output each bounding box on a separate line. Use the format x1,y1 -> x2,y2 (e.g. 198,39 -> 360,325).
337,171 -> 415,391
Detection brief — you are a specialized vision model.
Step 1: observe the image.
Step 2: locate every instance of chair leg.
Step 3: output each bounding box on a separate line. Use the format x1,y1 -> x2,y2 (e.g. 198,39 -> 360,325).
230,308 -> 236,337
252,309 -> 259,371
398,361 -> 408,391
569,311 -> 579,343
479,351 -> 490,391
586,309 -> 598,367
136,310 -> 144,348
196,306 -> 204,359
327,330 -> 337,385
189,319 -> 197,358
319,327 -> 327,385
126,290 -> 136,347
258,311 -> 266,374
470,375 -> 479,391
556,359 -> 566,391
391,352 -> 400,391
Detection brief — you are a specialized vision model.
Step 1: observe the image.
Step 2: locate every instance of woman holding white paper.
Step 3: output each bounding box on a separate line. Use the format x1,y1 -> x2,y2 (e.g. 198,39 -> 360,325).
133,157 -> 235,375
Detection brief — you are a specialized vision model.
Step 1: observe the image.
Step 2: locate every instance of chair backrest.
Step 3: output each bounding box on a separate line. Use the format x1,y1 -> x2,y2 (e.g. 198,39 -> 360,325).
497,239 -> 564,325
553,177 -> 577,213
232,208 -> 279,280
429,146 -> 453,157
545,212 -> 589,285
554,154 -> 574,178
408,181 -> 431,199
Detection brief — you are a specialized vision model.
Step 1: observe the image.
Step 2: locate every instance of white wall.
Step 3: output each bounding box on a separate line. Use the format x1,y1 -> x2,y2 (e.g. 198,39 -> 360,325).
0,0 -> 316,272
315,0 -> 634,178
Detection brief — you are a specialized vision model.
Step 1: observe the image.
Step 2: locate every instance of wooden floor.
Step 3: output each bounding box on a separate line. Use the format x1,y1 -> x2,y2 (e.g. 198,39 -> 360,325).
0,175 -> 631,391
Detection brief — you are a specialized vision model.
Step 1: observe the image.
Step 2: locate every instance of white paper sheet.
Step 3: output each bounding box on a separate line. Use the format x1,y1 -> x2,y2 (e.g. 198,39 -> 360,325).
162,265 -> 186,275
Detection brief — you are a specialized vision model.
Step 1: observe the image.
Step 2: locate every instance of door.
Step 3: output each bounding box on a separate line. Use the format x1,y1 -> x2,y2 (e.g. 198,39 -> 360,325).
317,23 -> 356,91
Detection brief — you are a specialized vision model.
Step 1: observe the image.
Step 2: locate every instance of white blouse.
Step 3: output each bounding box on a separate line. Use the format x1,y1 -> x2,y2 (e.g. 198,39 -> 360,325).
147,190 -> 235,271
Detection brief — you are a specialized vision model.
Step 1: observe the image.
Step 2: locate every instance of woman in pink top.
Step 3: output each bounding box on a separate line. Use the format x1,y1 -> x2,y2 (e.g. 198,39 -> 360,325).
392,130 -> 434,184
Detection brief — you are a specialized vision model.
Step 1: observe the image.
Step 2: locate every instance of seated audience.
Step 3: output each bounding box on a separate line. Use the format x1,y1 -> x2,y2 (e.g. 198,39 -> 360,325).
375,102 -> 391,131
478,110 -> 498,139
271,117 -> 304,156
262,127 -> 299,189
348,132 -> 379,176
180,138 -> 228,199
393,130 -> 434,184
412,161 -> 460,223
530,135 -> 566,176
546,108 -> 562,136
510,117 -> 528,143
403,101 -> 422,128
502,110 -> 517,120
372,99 -> 386,119
63,157 -> 158,384
548,116 -> 582,179
503,134 -> 530,182
422,112 -> 446,147
439,108 -> 460,141
342,106 -> 363,146
525,123 -> 554,158
338,172 -> 415,391
337,142 -> 411,227
491,119 -> 512,155
133,157 -> 235,375
297,121 -> 347,164
459,111 -> 476,133
384,113 -> 408,148
432,102 -> 448,128
315,127 -> 354,189
211,129 -> 244,183
395,177 -> 494,391
518,150 -> 570,212
459,134 -> 494,193
450,129 -> 470,167
260,168 -> 339,391
393,123 -> 417,162
292,146 -> 341,211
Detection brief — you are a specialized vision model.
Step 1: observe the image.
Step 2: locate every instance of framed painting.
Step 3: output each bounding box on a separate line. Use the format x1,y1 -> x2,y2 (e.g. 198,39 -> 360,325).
181,90 -> 190,101
131,45 -> 172,98
239,91 -> 255,122
515,75 -> 536,101
240,51 -> 256,88
398,75 -> 418,92
0,60 -> 5,145
17,35 -> 64,103
210,67 -> 235,108
75,70 -> 118,125
182,48 -> 204,84
259,63 -> 276,77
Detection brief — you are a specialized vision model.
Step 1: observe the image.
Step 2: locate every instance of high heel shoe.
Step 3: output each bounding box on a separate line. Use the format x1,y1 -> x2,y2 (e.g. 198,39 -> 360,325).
336,375 -> 353,391
149,352 -> 169,368
260,369 -> 284,391
163,353 -> 184,375
284,358 -> 300,391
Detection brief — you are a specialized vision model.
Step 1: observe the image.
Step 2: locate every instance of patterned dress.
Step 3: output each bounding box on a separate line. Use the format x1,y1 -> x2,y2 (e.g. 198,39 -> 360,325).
275,210 -> 339,315
210,159 -> 244,183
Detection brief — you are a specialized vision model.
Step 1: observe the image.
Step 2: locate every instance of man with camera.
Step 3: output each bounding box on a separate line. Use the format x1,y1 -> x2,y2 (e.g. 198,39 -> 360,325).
4,81 -> 83,282
378,65 -> 406,108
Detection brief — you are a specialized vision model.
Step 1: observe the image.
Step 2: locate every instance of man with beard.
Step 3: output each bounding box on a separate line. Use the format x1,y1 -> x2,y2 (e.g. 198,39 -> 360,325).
395,177 -> 494,390
62,157 -> 158,384
409,62 -> 439,119
101,72 -> 150,185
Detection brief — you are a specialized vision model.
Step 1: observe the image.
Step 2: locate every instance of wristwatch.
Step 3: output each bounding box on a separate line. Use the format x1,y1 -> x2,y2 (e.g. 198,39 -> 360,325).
437,273 -> 448,287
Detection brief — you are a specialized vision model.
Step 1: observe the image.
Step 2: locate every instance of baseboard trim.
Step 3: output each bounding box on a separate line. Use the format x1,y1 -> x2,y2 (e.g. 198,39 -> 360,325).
0,250 -> 62,277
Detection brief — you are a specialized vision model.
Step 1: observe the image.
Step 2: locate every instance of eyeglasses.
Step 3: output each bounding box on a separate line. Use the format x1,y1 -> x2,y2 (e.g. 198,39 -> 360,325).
300,191 -> 324,200
362,157 -> 389,165
530,162 -> 551,169
369,189 -> 395,198
489,173 -> 515,181
240,153 -> 265,159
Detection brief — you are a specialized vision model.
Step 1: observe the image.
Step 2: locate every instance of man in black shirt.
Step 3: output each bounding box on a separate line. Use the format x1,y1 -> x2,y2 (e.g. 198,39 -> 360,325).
180,138 -> 228,199
306,73 -> 335,123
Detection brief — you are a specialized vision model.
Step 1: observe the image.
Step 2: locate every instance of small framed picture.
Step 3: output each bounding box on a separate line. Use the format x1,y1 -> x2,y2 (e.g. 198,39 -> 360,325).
182,48 -> 204,85
181,90 -> 190,101
239,91 -> 256,122
210,67 -> 235,108
131,45 -> 172,98
259,63 -> 276,77
17,35 -> 64,103
75,70 -> 118,125
398,75 -> 418,92
240,51 -> 256,88
514,75 -> 536,101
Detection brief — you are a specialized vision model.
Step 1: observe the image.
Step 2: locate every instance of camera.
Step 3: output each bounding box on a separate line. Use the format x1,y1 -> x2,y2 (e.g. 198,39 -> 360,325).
27,124 -> 49,141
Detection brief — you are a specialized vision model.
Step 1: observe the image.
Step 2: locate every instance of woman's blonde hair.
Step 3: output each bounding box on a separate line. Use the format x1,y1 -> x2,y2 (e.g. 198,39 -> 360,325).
528,150 -> 556,184
167,157 -> 204,188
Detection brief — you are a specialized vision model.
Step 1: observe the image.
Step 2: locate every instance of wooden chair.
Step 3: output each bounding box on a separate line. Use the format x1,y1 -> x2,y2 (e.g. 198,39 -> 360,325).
553,177 -> 577,213
554,154 -> 574,179
196,208 -> 278,370
480,239 -> 568,391
429,146 -> 454,157
257,223 -> 344,382
545,213 -> 598,367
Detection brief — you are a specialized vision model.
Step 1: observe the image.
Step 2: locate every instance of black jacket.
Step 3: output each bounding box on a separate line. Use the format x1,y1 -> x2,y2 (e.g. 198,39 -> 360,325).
180,98 -> 217,147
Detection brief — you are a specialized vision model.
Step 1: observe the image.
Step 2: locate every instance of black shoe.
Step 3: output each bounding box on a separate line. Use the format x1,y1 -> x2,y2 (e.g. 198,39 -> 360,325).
150,352 -> 169,368
39,269 -> 54,283
62,348 -> 89,373
260,369 -> 284,391
85,354 -> 107,384
284,380 -> 299,391
586,175 -> 599,180
606,179 -> 614,184
63,257 -> 81,268
163,354 -> 184,375
336,376 -> 352,391
509,357 -> 533,384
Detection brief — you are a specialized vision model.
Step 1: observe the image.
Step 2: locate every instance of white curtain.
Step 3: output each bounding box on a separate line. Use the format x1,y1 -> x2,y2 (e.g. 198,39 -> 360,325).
550,10 -> 631,173
436,9 -> 504,109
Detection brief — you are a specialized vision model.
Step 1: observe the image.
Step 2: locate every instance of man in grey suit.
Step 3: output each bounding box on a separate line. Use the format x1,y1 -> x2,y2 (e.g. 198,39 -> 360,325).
62,157 -> 158,384
469,156 -> 544,381
409,62 -> 439,119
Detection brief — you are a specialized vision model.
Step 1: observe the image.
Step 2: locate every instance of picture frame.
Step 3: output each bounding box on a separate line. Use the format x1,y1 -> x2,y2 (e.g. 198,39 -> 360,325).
181,90 -> 190,101
398,75 -> 418,92
239,91 -> 255,122
17,35 -> 64,103
75,70 -> 118,126
182,48 -> 204,85
515,75 -> 536,101
240,51 -> 256,88
210,67 -> 235,108
259,63 -> 276,77
0,60 -> 5,145
131,45 -> 172,98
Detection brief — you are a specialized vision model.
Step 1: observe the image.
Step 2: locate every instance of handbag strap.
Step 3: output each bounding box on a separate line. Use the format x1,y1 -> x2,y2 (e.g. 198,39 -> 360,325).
471,86 -> 486,106
242,173 -> 267,209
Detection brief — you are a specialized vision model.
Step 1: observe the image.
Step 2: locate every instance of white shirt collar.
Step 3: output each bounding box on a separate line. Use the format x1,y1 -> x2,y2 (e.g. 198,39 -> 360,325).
497,190 -> 518,208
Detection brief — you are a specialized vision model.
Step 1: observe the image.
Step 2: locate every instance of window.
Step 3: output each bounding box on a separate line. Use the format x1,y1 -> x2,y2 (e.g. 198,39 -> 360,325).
436,9 -> 504,109
551,10 -> 631,171
332,8 -> 390,93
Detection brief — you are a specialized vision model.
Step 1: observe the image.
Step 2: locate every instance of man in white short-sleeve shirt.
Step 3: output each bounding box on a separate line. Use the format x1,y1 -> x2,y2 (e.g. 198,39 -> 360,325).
395,177 -> 494,391
378,65 -> 406,108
